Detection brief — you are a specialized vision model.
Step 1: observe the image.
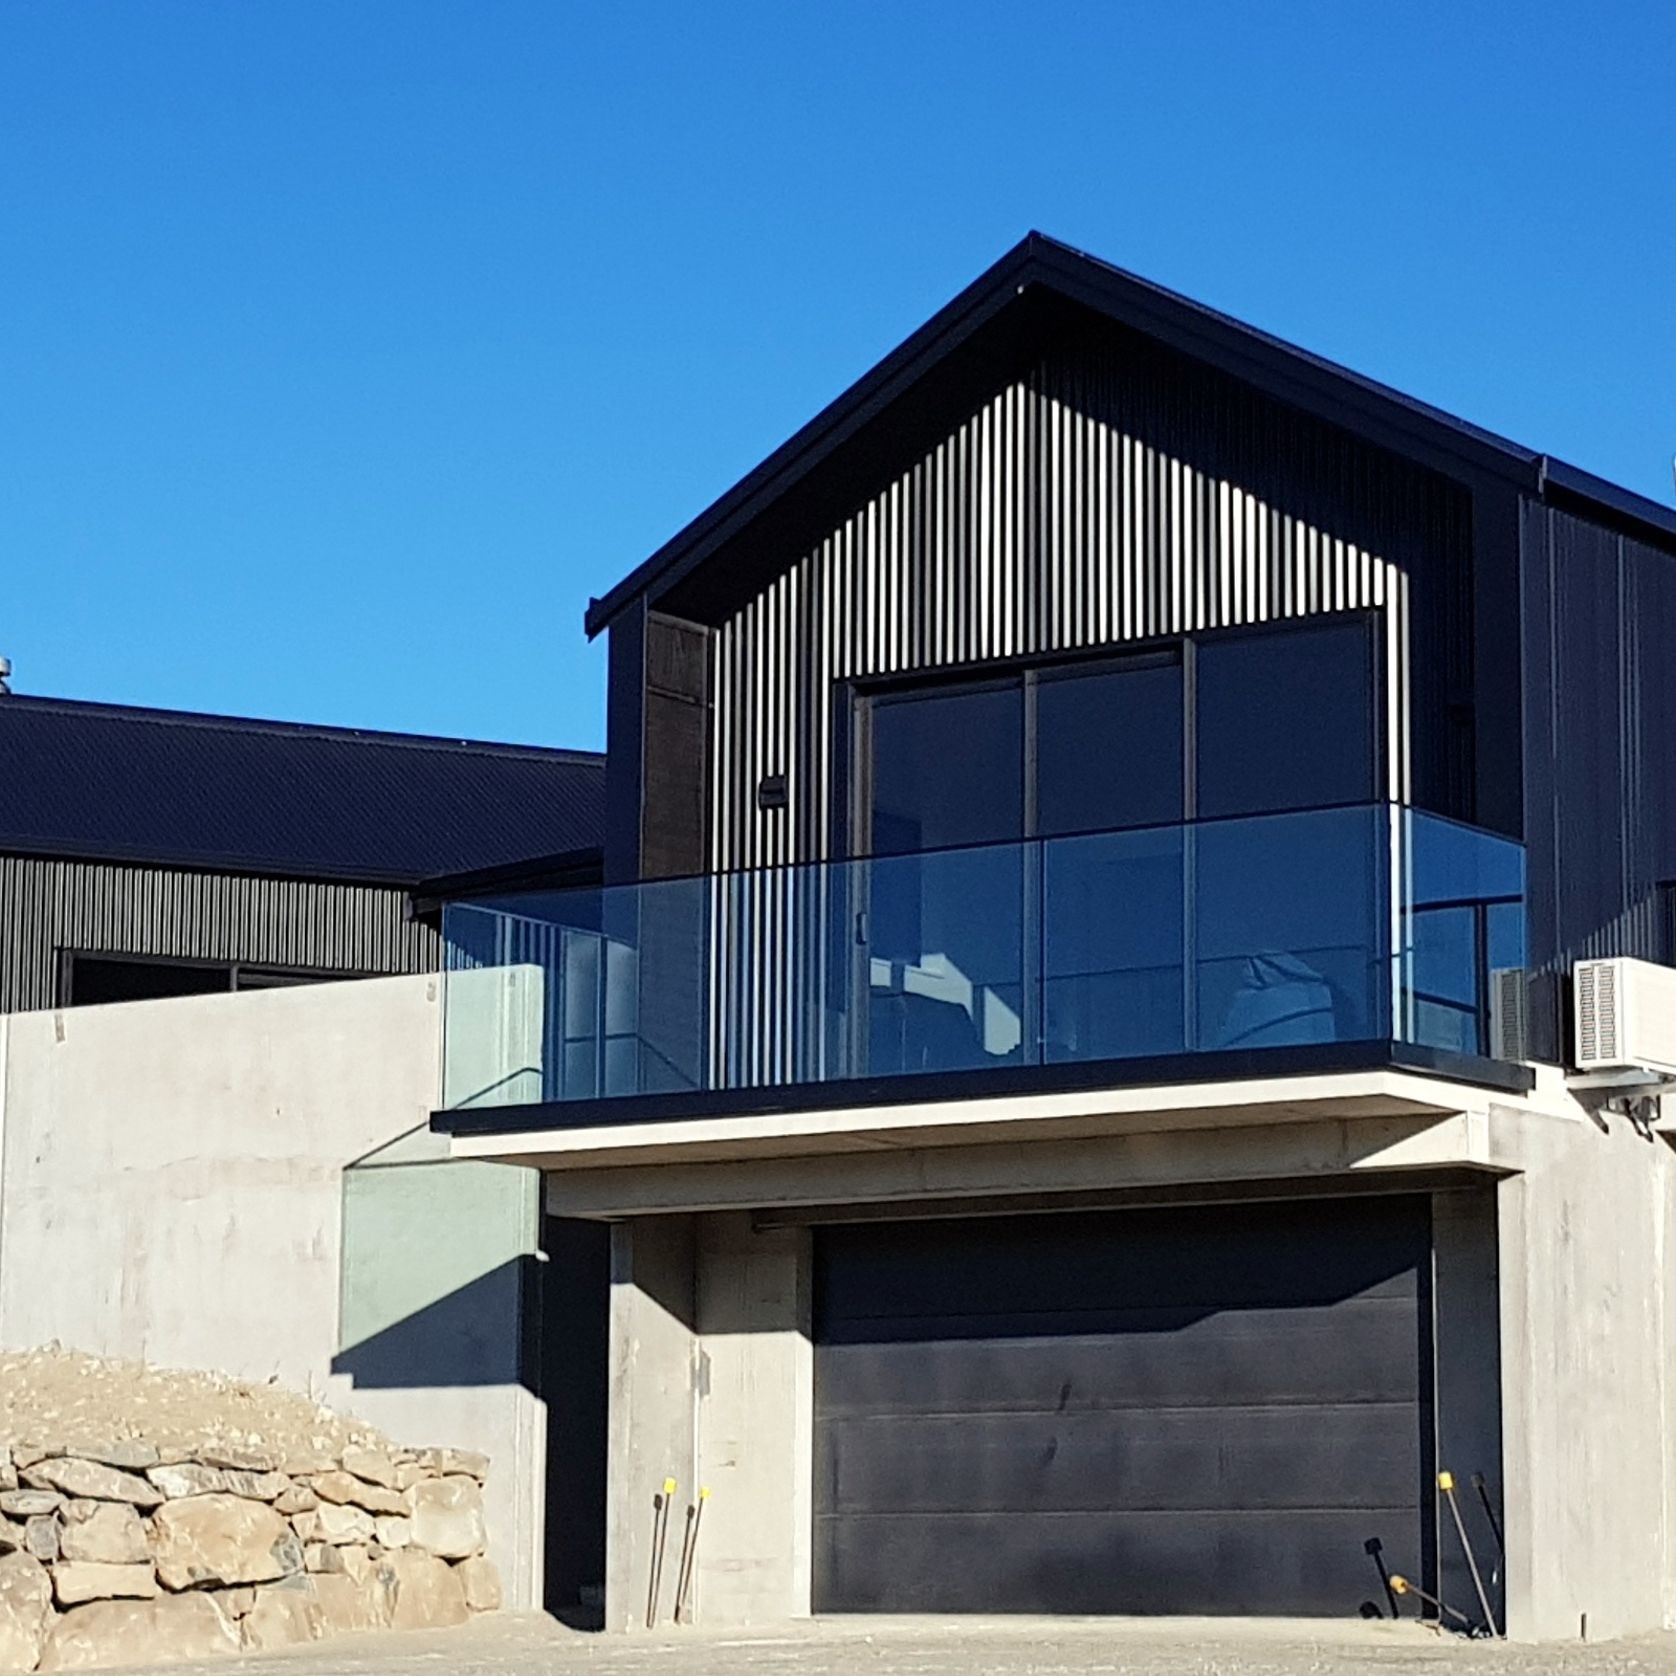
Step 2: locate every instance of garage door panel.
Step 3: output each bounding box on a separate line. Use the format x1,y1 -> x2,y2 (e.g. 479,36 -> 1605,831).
818,1202 -> 1424,1331
817,1297 -> 1419,1415
818,1402 -> 1422,1515
815,1508 -> 1416,1616
813,1198 -> 1429,1616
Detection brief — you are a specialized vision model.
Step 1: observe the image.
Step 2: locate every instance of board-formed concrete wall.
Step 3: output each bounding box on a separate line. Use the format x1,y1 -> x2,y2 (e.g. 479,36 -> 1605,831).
0,976 -> 545,1610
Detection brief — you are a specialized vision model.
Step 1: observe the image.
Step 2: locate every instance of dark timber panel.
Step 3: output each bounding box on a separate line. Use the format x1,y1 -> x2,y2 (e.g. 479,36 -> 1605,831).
813,1198 -> 1431,1616
1521,501 -> 1676,1058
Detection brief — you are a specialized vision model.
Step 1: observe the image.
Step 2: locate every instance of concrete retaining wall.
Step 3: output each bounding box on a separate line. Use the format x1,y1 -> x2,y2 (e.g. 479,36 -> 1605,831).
0,977 -> 544,1610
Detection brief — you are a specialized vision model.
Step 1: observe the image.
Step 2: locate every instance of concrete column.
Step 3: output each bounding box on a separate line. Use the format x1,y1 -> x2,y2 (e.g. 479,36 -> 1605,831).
1496,1109 -> 1671,1641
692,1213 -> 813,1625
605,1216 -> 699,1632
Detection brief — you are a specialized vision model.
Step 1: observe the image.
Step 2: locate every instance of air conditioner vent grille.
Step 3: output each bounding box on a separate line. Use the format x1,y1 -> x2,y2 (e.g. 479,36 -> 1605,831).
1577,960 -> 1618,1067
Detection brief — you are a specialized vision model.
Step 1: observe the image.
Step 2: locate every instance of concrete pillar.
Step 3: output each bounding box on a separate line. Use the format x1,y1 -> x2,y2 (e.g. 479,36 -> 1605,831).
692,1214 -> 813,1625
605,1216 -> 698,1632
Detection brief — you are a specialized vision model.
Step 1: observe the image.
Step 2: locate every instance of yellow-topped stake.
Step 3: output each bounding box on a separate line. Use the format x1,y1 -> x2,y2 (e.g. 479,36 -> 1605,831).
699,1487 -> 711,1501
1437,1470 -> 1455,1491
663,1478 -> 678,1495
1389,1575 -> 1411,1595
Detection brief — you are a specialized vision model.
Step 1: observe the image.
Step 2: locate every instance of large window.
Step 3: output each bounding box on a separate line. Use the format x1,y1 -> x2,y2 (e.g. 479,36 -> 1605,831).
858,616 -> 1376,853
852,616 -> 1383,1071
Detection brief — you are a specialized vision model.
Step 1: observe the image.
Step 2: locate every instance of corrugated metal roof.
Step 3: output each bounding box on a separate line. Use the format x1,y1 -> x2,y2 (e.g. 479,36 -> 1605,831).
0,696 -> 605,885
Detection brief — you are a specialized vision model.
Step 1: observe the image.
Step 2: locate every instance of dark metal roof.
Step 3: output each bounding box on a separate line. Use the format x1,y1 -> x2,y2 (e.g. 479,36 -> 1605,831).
0,695 -> 605,886
586,231 -> 1676,637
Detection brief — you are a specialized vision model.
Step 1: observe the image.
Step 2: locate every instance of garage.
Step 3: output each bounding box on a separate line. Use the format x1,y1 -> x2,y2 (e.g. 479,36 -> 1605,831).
813,1196 -> 1432,1616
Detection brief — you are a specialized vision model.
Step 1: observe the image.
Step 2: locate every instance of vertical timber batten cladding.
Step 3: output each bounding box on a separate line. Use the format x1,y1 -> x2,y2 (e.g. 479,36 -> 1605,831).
710,331 -> 1475,874
0,855 -> 437,1014
1521,500 -> 1676,1059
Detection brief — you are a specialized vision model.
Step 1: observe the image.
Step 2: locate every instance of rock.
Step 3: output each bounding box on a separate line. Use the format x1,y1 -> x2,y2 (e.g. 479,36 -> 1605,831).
239,1580 -> 321,1651
373,1515 -> 412,1549
149,1495 -> 301,1590
279,1451 -> 336,1479
75,1443 -> 159,1474
310,1472 -> 404,1516
10,1446 -> 61,1473
310,1571 -> 391,1635
59,1502 -> 149,1566
272,1484 -> 317,1516
0,1523 -> 21,1557
336,1547 -> 379,1586
212,1587 -> 255,1620
302,1543 -> 342,1574
198,1446 -> 275,1474
146,1464 -> 229,1500
53,1563 -> 159,1607
0,1490 -> 62,1519
0,1552 -> 52,1674
386,1549 -> 469,1630
456,1554 -> 502,1613
340,1447 -> 400,1490
312,1503 -> 374,1545
22,1460 -> 162,1510
417,1448 -> 489,1481
391,1461 -> 428,1491
221,1471 -> 288,1502
0,1466 -> 14,1496
403,1475 -> 485,1559
24,1518 -> 59,1564
39,1594 -> 240,1670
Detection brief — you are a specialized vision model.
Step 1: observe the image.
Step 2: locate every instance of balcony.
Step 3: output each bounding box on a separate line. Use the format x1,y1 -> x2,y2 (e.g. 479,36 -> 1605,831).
436,805 -> 1527,1129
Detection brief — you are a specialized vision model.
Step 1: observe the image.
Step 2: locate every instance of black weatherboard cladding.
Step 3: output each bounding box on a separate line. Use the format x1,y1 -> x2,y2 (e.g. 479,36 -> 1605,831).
813,1197 -> 1432,1616
0,697 -> 605,884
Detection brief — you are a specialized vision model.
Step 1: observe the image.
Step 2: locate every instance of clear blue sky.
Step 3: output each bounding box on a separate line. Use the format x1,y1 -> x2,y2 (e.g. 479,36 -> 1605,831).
3,2 -> 1672,751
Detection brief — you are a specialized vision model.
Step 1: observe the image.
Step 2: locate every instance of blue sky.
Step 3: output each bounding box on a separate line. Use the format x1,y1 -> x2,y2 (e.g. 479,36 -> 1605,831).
3,2 -> 1672,750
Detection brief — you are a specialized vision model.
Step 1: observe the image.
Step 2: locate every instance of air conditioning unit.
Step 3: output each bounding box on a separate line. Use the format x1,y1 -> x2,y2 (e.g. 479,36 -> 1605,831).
1574,957 -> 1676,1077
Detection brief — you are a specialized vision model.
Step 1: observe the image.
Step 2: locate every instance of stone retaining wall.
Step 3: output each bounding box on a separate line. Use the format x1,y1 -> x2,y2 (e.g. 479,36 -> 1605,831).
0,1441 -> 500,1672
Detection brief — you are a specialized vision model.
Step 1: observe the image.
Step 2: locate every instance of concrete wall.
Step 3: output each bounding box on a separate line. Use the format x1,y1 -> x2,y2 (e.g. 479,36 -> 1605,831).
604,1213 -> 811,1633
1494,1092 -> 1676,1641
0,975 -> 546,1609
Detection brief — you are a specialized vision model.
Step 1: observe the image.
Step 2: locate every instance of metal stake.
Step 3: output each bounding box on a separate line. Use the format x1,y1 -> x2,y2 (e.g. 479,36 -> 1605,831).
674,1487 -> 709,1624
1471,1471 -> 1506,1562
1389,1573 -> 1475,1632
646,1478 -> 676,1629
1440,1471 -> 1499,1637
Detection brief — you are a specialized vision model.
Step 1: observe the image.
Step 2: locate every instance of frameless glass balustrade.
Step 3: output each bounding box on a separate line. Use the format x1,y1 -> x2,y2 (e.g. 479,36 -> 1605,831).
439,805 -> 1526,1112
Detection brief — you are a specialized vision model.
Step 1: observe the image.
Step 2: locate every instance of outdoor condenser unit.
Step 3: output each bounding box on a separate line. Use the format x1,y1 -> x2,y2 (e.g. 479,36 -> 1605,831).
1573,957 -> 1676,1078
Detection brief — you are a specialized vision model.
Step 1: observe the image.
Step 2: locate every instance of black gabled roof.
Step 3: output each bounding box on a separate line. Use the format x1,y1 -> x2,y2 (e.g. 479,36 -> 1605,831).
586,230 -> 1676,637
0,695 -> 605,886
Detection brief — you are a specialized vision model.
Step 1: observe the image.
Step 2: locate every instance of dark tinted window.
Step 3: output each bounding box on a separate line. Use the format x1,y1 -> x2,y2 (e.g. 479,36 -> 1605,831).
868,684 -> 1023,855
67,956 -> 231,1006
1195,620 -> 1376,818
1036,660 -> 1184,836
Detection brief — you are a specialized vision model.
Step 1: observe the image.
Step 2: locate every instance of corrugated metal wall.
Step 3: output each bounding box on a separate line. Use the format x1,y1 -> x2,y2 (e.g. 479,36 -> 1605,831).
1522,500 -> 1676,1057
0,854 -> 437,1013
709,347 -> 1470,872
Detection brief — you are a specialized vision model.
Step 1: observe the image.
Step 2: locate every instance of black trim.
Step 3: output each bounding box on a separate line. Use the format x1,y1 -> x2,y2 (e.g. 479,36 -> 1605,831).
431,1037 -> 1533,1138
410,846 -> 605,913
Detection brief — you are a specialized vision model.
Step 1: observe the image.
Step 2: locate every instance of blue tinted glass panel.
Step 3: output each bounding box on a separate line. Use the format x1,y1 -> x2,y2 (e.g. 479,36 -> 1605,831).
1042,828 -> 1186,1061
1196,621 -> 1375,818
1194,806 -> 1386,1049
869,685 -> 1023,855
1036,661 -> 1184,836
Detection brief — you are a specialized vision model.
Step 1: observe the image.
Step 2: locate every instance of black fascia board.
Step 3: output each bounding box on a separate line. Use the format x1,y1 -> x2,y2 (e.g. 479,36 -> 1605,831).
0,835 -> 431,890
1540,456 -> 1676,554
431,1037 -> 1534,1140
410,844 -> 605,913
583,231 -> 1565,638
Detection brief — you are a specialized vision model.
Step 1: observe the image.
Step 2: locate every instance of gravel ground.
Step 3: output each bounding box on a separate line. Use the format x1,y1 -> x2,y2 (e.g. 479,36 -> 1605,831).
0,1349 -> 396,1460
68,1613 -> 1676,1676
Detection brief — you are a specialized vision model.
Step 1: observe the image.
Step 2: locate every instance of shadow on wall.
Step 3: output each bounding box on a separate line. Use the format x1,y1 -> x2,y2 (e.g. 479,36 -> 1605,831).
331,1257 -> 536,1390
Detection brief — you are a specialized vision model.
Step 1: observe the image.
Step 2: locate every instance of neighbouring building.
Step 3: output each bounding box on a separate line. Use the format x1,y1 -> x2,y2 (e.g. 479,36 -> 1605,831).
0,694 -> 605,1013
432,234 -> 1676,1640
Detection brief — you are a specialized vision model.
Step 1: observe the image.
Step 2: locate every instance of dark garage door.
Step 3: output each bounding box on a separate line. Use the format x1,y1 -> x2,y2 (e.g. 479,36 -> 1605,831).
813,1196 -> 1430,1616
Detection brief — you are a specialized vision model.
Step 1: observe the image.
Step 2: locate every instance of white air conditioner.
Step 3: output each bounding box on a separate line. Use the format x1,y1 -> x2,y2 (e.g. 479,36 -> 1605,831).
1574,957 -> 1676,1077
